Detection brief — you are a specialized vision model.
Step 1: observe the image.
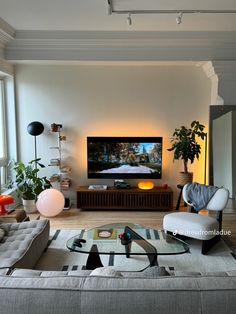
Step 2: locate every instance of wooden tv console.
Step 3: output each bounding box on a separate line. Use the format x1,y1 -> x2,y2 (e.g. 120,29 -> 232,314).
77,186 -> 173,210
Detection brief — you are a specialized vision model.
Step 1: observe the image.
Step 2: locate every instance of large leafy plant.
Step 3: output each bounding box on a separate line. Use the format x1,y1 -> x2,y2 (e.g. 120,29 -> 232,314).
167,120 -> 207,174
13,159 -> 51,200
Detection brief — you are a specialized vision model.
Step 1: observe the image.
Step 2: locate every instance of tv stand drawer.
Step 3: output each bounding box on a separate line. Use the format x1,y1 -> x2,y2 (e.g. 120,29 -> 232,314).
77,186 -> 173,210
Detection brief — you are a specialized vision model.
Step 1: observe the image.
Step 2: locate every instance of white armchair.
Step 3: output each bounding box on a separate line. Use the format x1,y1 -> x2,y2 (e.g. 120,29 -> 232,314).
163,184 -> 229,254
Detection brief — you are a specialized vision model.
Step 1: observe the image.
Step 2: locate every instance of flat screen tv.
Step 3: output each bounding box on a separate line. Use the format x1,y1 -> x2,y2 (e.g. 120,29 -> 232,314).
87,137 -> 162,179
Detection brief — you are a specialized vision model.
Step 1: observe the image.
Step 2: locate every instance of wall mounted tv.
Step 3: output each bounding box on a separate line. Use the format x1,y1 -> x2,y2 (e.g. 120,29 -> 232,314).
87,137 -> 162,179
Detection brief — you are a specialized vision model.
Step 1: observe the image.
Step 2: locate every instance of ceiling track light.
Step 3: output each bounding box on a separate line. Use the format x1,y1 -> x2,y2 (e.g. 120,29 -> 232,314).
176,12 -> 183,25
107,0 -> 236,24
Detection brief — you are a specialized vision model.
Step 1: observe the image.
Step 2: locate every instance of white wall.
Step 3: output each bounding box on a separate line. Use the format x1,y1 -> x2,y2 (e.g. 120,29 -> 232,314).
15,64 -> 211,203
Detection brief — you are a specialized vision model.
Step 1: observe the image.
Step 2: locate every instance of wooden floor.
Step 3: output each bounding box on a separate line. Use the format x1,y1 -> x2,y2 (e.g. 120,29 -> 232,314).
28,201 -> 236,248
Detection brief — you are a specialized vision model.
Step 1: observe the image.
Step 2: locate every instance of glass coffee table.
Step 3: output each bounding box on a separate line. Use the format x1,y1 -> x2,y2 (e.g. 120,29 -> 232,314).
66,223 -> 189,270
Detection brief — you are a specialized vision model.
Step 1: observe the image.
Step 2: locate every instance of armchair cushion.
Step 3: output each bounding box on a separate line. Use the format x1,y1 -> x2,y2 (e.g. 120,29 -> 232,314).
163,212 -> 219,240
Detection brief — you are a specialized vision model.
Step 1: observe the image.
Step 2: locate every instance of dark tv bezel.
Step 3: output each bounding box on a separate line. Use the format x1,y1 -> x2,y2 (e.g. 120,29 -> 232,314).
87,136 -> 162,179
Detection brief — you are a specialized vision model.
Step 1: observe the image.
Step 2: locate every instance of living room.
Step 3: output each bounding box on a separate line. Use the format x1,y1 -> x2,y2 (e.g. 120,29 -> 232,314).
1,1 -> 236,313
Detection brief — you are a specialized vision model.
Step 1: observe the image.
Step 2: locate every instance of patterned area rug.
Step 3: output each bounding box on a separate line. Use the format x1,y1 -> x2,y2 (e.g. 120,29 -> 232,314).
35,229 -> 236,272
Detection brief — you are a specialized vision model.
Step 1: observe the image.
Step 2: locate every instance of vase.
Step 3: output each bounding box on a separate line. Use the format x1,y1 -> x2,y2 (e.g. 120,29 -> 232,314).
22,199 -> 37,213
178,172 -> 193,186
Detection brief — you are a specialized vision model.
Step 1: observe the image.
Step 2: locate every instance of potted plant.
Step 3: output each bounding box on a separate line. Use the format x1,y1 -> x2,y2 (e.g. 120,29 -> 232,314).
167,120 -> 207,185
13,158 -> 51,213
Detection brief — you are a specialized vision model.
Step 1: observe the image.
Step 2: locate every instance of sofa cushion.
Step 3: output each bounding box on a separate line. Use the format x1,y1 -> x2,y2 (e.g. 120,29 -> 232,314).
0,227 -> 5,242
90,267 -> 123,277
0,219 -> 49,269
10,267 -> 170,279
10,268 -> 92,277
142,266 -> 170,276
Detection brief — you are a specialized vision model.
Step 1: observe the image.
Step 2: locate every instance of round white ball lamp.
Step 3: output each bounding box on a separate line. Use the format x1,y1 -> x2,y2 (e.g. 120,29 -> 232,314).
36,189 -> 64,217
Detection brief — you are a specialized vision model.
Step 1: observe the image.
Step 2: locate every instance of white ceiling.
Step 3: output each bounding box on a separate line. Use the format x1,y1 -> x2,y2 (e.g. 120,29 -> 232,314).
1,0 -> 236,31
1,0 -> 236,63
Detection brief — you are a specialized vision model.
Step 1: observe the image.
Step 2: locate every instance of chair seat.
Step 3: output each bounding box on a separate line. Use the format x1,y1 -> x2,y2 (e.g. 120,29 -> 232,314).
163,212 -> 219,240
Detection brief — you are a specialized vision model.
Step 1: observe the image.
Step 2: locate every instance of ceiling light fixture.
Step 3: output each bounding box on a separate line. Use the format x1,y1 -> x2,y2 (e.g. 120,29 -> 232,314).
176,12 -> 183,25
107,0 -> 236,25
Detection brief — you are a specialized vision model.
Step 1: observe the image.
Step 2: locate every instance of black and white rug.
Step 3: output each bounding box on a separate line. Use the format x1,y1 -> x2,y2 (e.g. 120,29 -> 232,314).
35,229 -> 236,272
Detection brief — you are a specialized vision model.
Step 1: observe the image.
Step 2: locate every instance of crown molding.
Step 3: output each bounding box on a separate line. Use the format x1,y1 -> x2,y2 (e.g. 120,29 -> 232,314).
202,60 -> 236,105
0,17 -> 15,45
4,30 -> 236,62
0,59 -> 14,76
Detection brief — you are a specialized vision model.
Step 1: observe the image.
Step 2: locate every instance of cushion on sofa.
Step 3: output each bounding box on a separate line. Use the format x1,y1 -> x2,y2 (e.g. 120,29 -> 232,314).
0,219 -> 49,269
0,227 -> 5,242
10,268 -> 92,277
10,267 -> 170,279
90,267 -> 123,277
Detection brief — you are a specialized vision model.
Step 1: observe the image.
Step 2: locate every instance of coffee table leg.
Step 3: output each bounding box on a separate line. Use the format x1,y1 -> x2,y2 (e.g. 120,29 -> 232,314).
124,226 -> 158,267
125,241 -> 131,258
86,244 -> 104,270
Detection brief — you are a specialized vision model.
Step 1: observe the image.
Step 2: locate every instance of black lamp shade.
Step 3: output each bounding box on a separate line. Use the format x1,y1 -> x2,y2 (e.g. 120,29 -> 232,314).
27,121 -> 44,136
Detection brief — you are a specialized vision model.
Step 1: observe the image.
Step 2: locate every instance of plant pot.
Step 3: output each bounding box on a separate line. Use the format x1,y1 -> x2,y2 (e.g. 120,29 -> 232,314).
178,172 -> 193,186
22,199 -> 37,213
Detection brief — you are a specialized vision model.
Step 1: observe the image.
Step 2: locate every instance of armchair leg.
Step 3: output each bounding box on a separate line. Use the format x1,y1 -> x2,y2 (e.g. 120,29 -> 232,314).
201,235 -> 221,255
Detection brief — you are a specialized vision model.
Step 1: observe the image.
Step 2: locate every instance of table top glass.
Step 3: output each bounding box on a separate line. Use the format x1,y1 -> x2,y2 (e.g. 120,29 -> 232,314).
66,223 -> 189,256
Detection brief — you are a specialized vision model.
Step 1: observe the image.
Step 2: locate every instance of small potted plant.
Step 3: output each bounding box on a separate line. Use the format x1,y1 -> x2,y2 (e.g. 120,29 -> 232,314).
167,120 -> 207,185
13,158 -> 51,213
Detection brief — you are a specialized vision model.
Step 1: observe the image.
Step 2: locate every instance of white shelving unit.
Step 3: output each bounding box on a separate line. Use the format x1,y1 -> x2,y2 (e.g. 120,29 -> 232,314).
49,123 -> 71,209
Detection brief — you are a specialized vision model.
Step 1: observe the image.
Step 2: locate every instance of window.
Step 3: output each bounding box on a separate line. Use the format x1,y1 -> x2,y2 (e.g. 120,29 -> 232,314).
0,79 -> 7,191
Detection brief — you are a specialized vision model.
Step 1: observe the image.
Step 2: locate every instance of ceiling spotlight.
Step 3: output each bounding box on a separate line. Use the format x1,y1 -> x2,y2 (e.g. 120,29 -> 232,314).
176,12 -> 183,25
127,12 -> 132,25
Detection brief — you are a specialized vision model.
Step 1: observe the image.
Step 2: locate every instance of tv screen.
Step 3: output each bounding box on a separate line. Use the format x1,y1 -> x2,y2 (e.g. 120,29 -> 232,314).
87,137 -> 162,179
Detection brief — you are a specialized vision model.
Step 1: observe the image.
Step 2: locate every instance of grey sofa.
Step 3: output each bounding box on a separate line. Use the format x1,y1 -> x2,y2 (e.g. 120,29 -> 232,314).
0,219 -> 236,314
0,268 -> 236,314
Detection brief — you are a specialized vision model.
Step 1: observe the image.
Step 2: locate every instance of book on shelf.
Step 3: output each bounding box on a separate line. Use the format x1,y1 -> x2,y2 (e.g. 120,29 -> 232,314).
88,185 -> 107,190
93,228 -> 117,241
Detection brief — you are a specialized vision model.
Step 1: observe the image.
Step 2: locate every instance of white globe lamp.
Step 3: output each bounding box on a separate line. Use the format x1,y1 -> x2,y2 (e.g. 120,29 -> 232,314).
36,189 -> 64,217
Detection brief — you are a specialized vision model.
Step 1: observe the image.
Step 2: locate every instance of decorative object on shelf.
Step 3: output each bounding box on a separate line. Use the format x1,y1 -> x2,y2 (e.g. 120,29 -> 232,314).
119,232 -> 132,245
138,181 -> 154,190
114,180 -> 131,189
88,185 -> 108,190
12,159 -> 51,213
0,195 -> 14,215
167,120 -> 207,185
36,188 -> 64,217
162,183 -> 168,189
60,178 -> 71,190
51,123 -> 61,132
27,121 -> 44,169
49,123 -> 71,209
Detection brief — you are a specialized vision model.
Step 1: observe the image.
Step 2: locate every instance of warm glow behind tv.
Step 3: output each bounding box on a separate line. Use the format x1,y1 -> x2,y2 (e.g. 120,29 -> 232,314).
87,137 -> 162,179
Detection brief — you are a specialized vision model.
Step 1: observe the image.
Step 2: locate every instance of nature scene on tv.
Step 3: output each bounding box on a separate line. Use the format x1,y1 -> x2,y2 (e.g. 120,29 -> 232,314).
88,142 -> 162,175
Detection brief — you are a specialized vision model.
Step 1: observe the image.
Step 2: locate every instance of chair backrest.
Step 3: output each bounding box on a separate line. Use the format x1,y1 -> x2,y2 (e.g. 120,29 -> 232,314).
182,184 -> 229,212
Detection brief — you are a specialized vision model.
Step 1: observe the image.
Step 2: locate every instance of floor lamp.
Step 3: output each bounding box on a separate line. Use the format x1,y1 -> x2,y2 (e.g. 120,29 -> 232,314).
27,121 -> 44,169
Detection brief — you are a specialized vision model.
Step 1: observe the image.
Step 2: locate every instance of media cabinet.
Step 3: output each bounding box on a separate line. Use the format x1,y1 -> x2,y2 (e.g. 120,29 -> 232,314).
77,186 -> 173,210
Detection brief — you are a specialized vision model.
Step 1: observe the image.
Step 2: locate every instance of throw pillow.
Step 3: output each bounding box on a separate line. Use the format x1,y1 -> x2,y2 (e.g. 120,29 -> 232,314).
90,267 -> 123,277
0,227 -> 5,242
141,266 -> 170,277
